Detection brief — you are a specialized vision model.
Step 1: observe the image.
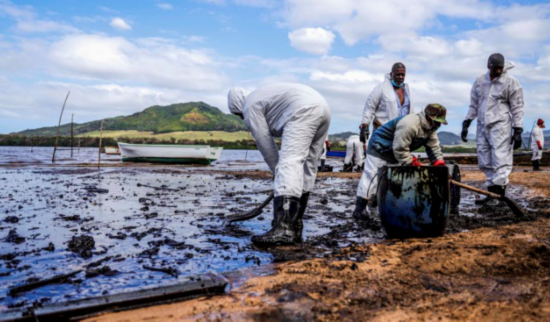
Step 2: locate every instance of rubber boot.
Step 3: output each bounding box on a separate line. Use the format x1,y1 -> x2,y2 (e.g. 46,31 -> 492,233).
352,196 -> 369,221
320,159 -> 326,171
534,160 -> 541,171
475,185 -> 495,205
251,196 -> 301,246
486,185 -> 505,207
294,192 -> 310,242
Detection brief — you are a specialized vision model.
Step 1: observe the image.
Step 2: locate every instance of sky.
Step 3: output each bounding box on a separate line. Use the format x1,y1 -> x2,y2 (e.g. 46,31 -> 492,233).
1,0 -> 550,135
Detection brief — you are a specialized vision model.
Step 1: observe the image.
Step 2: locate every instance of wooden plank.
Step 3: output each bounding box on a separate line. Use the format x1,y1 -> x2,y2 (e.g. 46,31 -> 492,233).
1,272 -> 229,322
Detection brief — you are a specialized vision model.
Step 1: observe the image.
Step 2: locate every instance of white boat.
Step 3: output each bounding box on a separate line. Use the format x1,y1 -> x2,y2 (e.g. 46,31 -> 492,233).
117,142 -> 223,165
104,146 -> 121,155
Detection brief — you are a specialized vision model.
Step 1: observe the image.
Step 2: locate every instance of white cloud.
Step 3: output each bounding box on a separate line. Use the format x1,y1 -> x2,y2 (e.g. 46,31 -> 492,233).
46,34 -> 227,90
288,27 -> 335,55
110,17 -> 132,30
157,3 -> 174,10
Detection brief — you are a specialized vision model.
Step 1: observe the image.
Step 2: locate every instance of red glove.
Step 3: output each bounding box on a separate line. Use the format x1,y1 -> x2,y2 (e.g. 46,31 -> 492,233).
537,141 -> 543,150
326,140 -> 331,152
411,156 -> 422,167
432,159 -> 446,167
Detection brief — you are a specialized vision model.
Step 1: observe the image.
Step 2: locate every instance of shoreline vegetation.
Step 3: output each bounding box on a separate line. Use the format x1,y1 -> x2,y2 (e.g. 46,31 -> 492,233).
0,133 -> 481,153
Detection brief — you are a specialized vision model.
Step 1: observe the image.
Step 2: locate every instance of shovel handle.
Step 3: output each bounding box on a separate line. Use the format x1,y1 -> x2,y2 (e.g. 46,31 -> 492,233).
449,178 -> 501,199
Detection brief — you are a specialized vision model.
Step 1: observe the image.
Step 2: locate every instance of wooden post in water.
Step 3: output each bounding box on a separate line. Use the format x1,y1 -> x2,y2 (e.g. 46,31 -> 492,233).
98,120 -> 104,169
52,91 -> 71,163
78,138 -> 81,154
70,113 -> 74,158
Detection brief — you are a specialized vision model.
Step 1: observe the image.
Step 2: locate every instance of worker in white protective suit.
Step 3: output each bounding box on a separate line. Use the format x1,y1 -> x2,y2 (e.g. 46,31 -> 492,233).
353,104 -> 448,221
319,135 -> 330,171
531,118 -> 545,171
461,53 -> 524,206
343,135 -> 364,172
228,83 -> 331,246
355,62 -> 415,208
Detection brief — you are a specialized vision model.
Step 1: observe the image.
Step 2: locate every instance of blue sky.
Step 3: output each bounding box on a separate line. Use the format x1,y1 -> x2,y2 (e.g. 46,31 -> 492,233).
1,0 -> 550,135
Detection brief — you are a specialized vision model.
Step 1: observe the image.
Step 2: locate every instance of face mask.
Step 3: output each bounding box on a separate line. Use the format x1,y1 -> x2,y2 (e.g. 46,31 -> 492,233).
391,80 -> 405,88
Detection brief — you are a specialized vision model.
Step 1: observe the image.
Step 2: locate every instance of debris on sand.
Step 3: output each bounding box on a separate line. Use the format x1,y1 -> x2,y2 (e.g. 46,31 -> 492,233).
143,265 -> 178,277
67,235 -> 95,258
4,216 -> 19,223
85,265 -> 119,278
5,229 -> 25,244
83,186 -> 109,194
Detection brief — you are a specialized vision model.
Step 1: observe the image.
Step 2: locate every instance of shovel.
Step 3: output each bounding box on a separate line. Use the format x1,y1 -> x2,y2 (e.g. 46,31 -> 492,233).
223,192 -> 274,226
448,178 -> 525,217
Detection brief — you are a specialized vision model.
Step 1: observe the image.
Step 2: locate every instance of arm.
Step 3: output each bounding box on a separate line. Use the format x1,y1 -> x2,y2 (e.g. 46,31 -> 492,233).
509,78 -> 524,128
406,84 -> 414,114
465,80 -> 479,121
425,131 -> 444,163
246,109 -> 279,173
392,121 -> 416,165
361,85 -> 382,126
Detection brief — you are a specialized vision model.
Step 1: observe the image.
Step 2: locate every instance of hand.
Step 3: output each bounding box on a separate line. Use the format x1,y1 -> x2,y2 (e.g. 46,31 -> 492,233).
326,144 -> 331,152
411,156 -> 423,167
537,141 -> 543,150
510,127 -> 523,150
461,119 -> 472,142
432,159 -> 446,167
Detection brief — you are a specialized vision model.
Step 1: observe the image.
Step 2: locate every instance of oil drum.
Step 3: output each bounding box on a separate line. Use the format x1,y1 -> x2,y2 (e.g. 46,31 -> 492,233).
377,165 -> 451,238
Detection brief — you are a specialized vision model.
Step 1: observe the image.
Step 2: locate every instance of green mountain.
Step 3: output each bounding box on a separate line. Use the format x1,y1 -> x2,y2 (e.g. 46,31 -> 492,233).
16,102 -> 247,136
437,131 -> 462,145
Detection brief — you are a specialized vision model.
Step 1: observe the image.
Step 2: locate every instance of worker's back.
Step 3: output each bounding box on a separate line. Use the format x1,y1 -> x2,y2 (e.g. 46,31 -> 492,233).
243,83 -> 329,137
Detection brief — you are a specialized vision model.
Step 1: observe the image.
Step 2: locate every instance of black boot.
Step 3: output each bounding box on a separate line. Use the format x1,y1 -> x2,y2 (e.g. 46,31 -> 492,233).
475,185 -> 495,205
486,185 -> 506,207
352,196 -> 369,221
251,196 -> 301,246
534,160 -> 541,171
294,192 -> 310,242
320,159 -> 326,171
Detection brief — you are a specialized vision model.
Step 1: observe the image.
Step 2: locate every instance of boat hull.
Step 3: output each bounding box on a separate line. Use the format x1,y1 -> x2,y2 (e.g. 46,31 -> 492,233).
118,142 -> 222,165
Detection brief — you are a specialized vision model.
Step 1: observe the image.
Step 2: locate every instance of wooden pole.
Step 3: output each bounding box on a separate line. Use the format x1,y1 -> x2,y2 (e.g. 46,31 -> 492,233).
70,113 -> 74,158
78,138 -> 81,154
52,91 -> 71,163
98,120 -> 104,169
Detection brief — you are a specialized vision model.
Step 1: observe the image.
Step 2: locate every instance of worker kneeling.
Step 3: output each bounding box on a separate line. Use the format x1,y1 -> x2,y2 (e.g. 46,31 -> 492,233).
353,104 -> 448,221
228,83 -> 331,246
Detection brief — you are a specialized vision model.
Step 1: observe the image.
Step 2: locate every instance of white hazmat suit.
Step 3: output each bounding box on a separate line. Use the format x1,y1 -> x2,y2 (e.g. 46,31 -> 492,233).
465,62 -> 524,186
320,135 -> 329,161
228,83 -> 331,197
532,126 -> 544,161
362,73 -> 414,130
344,135 -> 364,167
357,73 -> 415,199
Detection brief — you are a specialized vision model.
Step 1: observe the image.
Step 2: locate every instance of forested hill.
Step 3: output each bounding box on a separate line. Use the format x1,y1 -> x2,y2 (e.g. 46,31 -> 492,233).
16,102 -> 247,136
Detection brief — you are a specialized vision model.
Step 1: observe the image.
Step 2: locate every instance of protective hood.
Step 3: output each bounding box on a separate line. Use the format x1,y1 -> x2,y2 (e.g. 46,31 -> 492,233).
227,87 -> 250,115
503,61 -> 515,73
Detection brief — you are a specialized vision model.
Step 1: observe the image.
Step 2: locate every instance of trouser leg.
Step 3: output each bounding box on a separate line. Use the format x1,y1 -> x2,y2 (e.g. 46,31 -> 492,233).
488,124 -> 513,186
275,104 -> 329,197
476,125 -> 495,187
356,154 -> 387,199
303,106 -> 330,193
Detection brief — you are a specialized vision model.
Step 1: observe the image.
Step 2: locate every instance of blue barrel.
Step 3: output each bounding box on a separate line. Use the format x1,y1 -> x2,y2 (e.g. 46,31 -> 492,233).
377,165 -> 450,238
